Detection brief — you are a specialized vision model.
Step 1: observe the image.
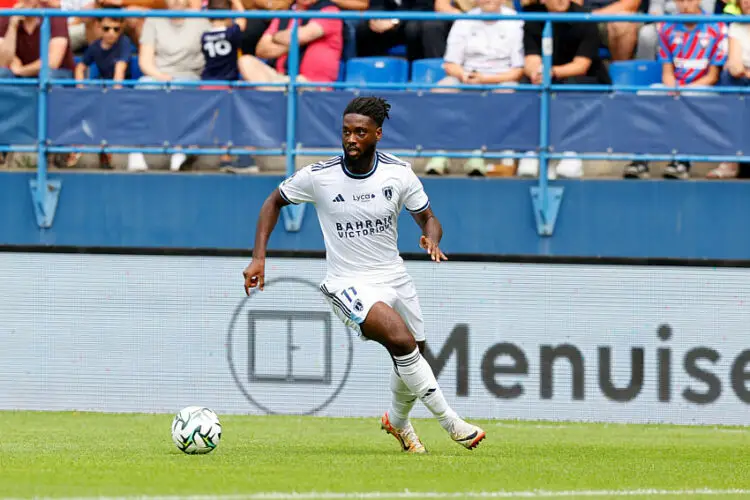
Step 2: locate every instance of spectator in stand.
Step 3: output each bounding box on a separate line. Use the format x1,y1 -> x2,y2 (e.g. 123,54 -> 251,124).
68,14 -> 130,169
706,0 -> 750,179
623,0 -> 727,180
0,0 -> 76,78
239,0 -> 343,88
200,0 -> 259,174
636,0 -> 716,59
239,0 -> 366,62
355,0 -> 449,61
201,0 -> 246,83
518,0 -> 610,179
46,0 -> 97,53
574,0 -> 641,61
425,0 -> 524,176
238,0 -> 291,59
127,0 -> 210,171
75,14 -> 130,81
95,0 -> 201,50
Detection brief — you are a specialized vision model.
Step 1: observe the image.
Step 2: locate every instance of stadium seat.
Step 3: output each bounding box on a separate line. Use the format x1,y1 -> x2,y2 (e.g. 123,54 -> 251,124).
608,61 -> 662,87
411,58 -> 446,84
337,61 -> 346,82
345,57 -> 409,84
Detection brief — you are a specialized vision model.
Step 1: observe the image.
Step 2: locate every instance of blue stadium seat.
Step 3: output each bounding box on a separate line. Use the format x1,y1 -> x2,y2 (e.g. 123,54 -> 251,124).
411,58 -> 446,84
345,57 -> 408,84
608,60 -> 662,87
338,61 -> 346,82
88,63 -> 100,79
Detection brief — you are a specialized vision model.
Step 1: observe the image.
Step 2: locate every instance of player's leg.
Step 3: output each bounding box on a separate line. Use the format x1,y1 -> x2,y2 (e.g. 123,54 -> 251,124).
391,282 -> 487,450
361,302 -> 486,450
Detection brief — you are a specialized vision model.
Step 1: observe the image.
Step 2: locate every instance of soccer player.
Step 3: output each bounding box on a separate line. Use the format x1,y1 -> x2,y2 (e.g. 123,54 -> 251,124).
242,96 -> 486,454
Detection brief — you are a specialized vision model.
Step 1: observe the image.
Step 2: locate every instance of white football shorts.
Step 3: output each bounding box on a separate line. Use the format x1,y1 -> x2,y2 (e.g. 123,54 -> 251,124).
319,277 -> 426,342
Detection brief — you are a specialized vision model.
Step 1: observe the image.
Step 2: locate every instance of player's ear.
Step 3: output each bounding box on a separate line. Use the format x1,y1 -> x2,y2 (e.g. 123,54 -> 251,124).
375,127 -> 382,142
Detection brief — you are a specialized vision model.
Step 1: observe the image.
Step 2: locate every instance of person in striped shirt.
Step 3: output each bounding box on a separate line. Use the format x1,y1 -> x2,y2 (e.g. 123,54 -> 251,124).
623,0 -> 727,180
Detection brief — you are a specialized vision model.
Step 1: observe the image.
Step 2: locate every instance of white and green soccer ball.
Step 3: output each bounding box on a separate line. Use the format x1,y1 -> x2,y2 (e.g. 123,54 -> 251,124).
171,406 -> 222,454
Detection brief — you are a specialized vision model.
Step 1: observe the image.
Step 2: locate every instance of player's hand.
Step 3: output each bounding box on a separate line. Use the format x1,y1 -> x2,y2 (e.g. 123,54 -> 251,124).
243,258 -> 266,295
419,235 -> 448,263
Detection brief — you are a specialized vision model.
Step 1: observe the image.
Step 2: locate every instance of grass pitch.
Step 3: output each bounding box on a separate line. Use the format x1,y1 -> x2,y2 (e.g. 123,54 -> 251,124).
1,412 -> 749,499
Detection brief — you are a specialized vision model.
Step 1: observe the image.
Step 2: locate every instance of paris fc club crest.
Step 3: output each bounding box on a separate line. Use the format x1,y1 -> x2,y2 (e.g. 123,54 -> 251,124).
382,186 -> 394,201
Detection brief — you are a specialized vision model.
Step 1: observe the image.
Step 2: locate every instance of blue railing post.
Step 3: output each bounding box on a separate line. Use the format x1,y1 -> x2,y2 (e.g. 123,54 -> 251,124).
530,20 -> 563,237
29,12 -> 61,229
281,18 -> 305,232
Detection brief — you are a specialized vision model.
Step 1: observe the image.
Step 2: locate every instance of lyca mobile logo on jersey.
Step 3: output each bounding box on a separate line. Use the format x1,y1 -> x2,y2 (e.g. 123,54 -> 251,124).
335,215 -> 393,238
353,193 -> 377,202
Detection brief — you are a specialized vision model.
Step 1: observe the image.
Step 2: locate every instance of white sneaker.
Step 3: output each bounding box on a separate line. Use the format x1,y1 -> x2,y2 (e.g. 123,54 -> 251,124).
127,152 -> 148,172
170,153 -> 187,172
381,412 -> 427,454
448,419 -> 486,450
555,151 -> 583,178
517,152 -> 557,179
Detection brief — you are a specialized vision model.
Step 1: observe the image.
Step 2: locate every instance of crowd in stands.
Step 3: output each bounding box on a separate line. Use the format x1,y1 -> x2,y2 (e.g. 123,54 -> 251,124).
0,0 -> 747,177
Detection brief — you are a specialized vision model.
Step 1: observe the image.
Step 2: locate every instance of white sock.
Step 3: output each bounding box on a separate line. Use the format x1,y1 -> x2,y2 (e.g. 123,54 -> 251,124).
170,153 -> 187,172
388,368 -> 416,429
393,348 -> 459,432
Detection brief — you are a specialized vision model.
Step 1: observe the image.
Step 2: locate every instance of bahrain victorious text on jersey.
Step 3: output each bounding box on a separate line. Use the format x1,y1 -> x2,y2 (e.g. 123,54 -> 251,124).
278,152 -> 430,284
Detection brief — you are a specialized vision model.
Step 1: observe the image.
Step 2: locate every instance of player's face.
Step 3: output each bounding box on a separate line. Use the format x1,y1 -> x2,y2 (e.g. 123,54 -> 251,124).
342,114 -> 381,161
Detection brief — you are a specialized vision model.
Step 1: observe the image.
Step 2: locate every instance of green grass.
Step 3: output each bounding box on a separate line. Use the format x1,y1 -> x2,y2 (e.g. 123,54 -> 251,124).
1,412 -> 749,499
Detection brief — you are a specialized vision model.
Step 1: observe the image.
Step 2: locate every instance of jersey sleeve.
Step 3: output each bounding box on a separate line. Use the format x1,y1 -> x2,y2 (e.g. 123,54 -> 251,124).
278,167 -> 315,205
402,168 -> 430,214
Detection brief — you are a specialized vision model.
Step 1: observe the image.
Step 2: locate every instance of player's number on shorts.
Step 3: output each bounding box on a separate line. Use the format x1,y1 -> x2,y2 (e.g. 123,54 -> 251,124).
204,40 -> 232,58
341,287 -> 357,303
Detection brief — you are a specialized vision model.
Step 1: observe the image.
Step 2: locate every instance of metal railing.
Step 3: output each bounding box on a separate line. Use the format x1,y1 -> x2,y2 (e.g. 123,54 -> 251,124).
1,8 -> 747,234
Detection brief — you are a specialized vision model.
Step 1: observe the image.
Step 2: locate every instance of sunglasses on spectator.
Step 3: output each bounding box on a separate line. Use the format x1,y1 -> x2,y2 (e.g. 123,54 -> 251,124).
102,26 -> 120,32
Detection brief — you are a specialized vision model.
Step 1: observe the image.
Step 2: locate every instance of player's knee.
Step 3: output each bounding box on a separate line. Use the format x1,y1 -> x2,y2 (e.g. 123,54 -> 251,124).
387,329 -> 417,357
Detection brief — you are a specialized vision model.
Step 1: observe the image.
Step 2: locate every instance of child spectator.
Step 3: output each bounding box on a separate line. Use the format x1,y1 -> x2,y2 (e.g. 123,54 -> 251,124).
200,0 -> 258,173
69,15 -> 129,169
623,0 -> 727,180
74,15 -> 131,82
201,0 -> 246,82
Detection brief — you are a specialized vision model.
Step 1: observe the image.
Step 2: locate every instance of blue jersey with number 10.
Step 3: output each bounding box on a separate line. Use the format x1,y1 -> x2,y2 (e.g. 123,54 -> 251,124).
201,23 -> 243,81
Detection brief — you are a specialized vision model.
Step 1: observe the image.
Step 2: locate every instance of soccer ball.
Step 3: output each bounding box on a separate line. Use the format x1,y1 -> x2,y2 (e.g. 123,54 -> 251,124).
171,406 -> 222,454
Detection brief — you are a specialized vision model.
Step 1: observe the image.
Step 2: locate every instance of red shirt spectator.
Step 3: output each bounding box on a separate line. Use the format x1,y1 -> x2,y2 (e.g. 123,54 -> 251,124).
0,14 -> 75,73
263,0 -> 342,82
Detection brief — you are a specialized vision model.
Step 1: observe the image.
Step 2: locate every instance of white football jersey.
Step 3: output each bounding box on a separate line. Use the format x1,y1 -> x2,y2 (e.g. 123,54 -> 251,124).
278,152 -> 430,284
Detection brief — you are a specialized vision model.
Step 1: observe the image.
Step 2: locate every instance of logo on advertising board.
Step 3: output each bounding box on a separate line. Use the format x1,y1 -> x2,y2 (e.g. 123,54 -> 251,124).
227,277 -> 353,415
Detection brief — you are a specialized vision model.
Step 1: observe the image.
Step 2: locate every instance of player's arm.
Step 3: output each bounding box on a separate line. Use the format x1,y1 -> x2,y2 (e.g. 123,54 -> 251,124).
411,207 -> 447,263
243,188 -> 289,294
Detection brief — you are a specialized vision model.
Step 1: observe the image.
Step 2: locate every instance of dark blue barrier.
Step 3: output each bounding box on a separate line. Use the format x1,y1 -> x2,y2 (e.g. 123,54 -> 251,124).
1,171 -> 748,260
47,88 -> 287,148
549,93 -> 749,155
297,91 -> 540,151
0,87 -> 38,145
41,90 -> 750,157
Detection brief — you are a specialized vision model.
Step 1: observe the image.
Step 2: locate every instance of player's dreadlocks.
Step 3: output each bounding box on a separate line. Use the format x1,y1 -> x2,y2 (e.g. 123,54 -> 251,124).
343,96 -> 391,127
